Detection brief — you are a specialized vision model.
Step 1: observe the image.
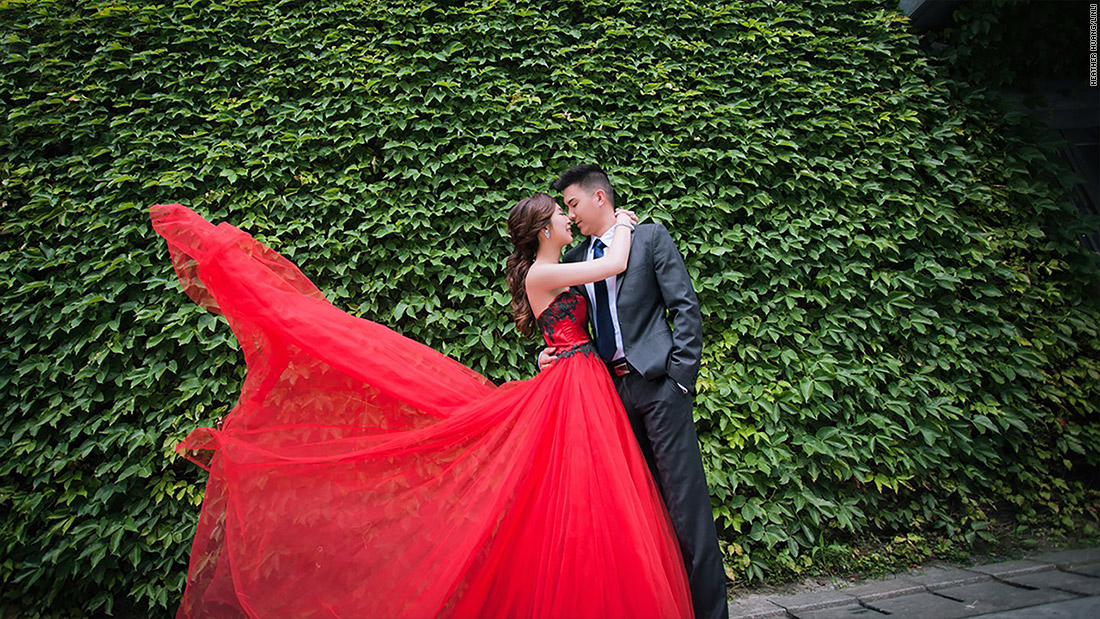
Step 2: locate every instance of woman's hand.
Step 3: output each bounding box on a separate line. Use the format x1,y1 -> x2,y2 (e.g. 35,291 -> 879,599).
615,209 -> 637,227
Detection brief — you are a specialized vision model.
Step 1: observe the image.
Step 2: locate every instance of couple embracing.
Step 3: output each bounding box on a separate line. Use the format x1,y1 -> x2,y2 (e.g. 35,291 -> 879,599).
155,164 -> 728,618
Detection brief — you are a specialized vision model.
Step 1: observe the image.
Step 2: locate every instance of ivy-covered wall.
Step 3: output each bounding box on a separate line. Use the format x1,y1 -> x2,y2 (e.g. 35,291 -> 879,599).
2,0 -> 1097,615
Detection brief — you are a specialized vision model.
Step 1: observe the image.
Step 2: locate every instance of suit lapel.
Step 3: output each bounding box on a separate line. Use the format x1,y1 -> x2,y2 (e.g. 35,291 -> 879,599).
564,238 -> 591,264
564,238 -> 595,303
566,238 -> 598,333
578,238 -> 593,263
615,228 -> 640,301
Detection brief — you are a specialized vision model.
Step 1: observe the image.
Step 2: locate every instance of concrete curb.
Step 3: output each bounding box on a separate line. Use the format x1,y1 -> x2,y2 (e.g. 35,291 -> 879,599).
969,558 -> 1055,579
767,589 -> 855,613
906,564 -> 992,590
838,577 -> 924,602
1033,548 -> 1100,569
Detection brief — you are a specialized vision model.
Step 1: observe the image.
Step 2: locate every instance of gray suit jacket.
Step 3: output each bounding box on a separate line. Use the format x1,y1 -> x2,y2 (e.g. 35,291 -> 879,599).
563,222 -> 703,392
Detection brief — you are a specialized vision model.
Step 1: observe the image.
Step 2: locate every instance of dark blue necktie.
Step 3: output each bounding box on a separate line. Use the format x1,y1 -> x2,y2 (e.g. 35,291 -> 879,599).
591,239 -> 617,362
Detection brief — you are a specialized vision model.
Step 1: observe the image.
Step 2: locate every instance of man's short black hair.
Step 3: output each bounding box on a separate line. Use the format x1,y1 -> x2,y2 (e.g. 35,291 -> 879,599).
552,163 -> 615,206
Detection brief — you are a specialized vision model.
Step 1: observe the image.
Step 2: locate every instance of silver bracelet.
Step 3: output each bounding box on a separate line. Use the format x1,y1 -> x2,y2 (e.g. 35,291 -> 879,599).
613,222 -> 635,232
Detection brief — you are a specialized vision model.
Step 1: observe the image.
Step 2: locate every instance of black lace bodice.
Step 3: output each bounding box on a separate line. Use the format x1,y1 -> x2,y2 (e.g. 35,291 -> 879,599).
536,291 -> 596,358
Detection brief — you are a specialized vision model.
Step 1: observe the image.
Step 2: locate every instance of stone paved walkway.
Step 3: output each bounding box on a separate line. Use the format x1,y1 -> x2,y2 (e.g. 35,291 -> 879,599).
728,547 -> 1100,618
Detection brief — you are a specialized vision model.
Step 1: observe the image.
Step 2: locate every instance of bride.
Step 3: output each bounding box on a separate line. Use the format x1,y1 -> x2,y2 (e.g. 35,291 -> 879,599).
152,194 -> 691,618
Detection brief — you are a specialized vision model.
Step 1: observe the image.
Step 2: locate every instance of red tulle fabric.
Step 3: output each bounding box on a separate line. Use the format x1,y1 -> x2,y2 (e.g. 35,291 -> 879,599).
150,204 -> 691,619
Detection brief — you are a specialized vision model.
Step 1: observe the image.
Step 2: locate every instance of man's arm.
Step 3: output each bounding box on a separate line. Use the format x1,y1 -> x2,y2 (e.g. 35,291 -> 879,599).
652,223 -> 703,392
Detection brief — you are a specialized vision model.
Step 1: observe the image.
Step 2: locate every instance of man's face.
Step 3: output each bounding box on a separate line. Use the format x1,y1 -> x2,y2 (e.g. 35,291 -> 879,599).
563,184 -> 606,237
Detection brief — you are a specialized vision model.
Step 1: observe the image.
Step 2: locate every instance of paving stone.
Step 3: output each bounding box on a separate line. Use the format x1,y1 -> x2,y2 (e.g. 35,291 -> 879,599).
1005,569 -> 1100,596
837,577 -> 924,602
728,595 -> 786,619
728,549 -> 1100,618
768,589 -> 855,613
905,564 -> 990,590
1032,547 -> 1100,568
865,591 -> 977,619
793,603 -> 887,618
969,559 -> 1054,578
966,595 -> 1100,618
934,580 -> 1077,614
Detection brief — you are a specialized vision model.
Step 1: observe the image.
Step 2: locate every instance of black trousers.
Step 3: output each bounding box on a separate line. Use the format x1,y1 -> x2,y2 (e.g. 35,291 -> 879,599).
612,370 -> 729,619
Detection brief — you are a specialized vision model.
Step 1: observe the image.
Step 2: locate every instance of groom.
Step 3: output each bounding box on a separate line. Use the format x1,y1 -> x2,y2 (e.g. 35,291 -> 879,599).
540,164 -> 729,619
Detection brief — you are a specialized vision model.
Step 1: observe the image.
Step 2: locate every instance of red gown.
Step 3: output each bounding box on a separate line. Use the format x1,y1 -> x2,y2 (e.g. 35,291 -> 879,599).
151,204 -> 692,619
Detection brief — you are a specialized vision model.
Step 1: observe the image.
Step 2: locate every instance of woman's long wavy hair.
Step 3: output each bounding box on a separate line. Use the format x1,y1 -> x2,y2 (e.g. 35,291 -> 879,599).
505,193 -> 557,337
